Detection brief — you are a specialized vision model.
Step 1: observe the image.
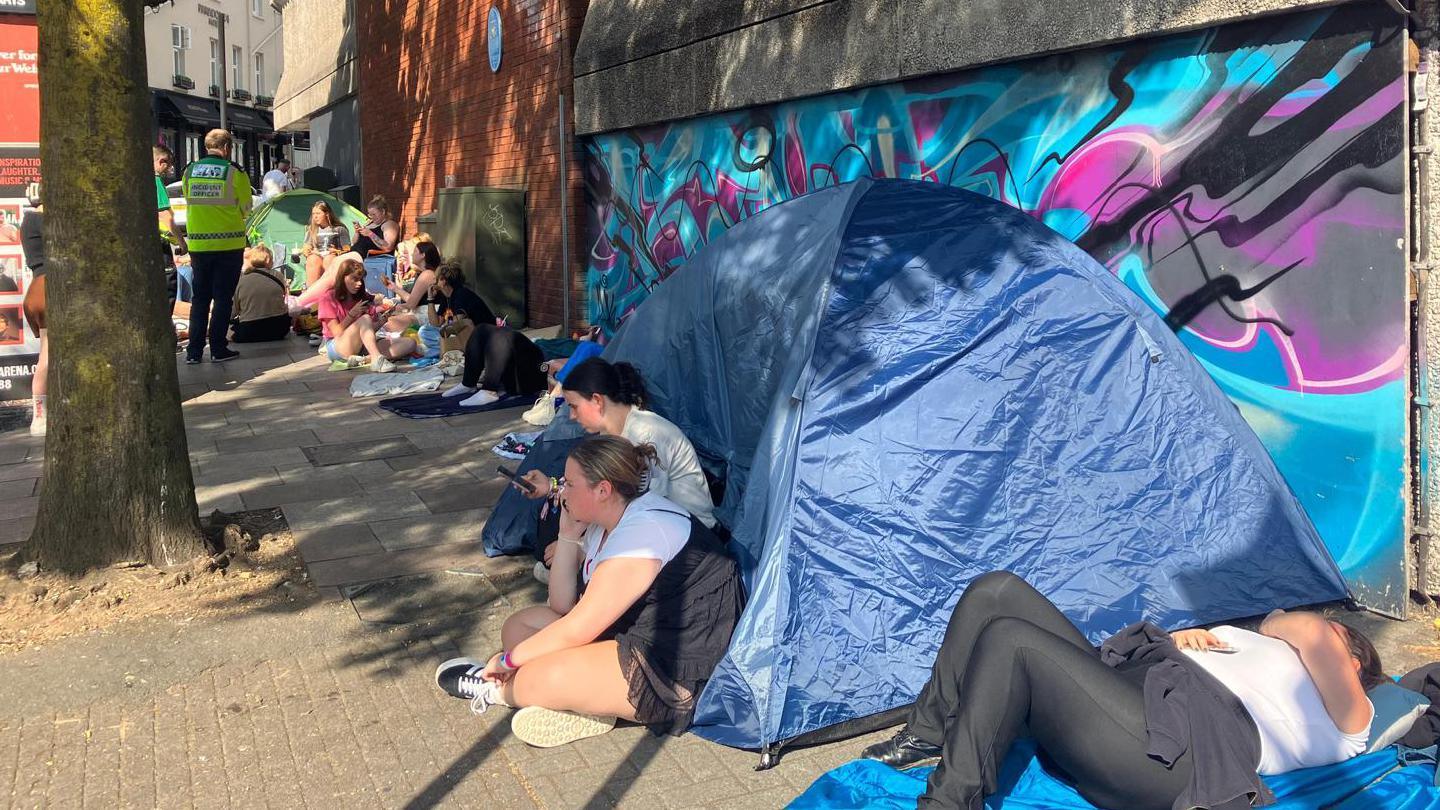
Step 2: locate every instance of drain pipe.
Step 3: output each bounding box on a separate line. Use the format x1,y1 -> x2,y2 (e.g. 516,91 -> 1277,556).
1412,13 -> 1436,602
556,27 -> 572,335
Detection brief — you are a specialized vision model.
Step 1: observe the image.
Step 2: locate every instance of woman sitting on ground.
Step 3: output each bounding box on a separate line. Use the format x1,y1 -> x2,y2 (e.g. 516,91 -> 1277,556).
231,246 -> 293,343
862,570 -> 1382,810
381,238 -> 442,332
315,257 -> 415,373
434,434 -> 745,747
429,262 -> 547,407
523,357 -> 716,529
300,201 -> 350,288
350,195 -> 399,257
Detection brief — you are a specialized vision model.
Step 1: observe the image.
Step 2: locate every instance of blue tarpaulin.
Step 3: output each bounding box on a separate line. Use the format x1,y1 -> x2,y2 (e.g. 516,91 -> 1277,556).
789,742 -> 1440,809
482,178 -> 1351,750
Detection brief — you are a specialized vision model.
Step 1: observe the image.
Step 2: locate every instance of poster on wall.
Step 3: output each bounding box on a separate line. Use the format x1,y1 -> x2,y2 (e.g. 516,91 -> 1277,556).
585,5 -> 1411,613
0,18 -> 39,402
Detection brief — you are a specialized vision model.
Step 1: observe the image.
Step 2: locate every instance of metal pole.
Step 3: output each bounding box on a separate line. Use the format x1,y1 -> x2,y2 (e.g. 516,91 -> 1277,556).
217,15 -> 228,131
557,30 -> 571,333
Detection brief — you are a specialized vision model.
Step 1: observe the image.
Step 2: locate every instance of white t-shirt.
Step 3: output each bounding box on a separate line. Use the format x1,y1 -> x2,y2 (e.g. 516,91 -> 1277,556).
621,408 -> 717,528
1180,626 -> 1372,775
261,169 -> 293,200
581,491 -> 691,584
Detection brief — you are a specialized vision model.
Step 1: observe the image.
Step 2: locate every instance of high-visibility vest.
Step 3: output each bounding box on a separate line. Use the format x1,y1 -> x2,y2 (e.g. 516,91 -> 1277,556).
181,156 -> 251,252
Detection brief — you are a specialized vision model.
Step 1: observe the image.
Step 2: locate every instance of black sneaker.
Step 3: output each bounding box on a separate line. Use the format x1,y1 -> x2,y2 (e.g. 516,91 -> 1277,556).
435,656 -> 489,700
184,355 -> 203,365
210,348 -> 240,363
860,726 -> 943,770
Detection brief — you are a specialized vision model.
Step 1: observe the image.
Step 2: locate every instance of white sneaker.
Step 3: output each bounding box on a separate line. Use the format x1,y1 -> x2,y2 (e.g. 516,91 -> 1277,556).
307,334 -> 322,347
459,389 -> 500,408
370,357 -> 397,373
522,395 -> 557,426
345,355 -> 366,369
442,383 -> 477,399
510,706 -> 617,748
533,560 -> 550,585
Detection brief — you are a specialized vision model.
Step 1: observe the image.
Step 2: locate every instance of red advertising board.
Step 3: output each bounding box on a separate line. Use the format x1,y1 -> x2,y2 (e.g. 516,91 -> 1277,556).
0,17 -> 38,402
0,20 -> 38,145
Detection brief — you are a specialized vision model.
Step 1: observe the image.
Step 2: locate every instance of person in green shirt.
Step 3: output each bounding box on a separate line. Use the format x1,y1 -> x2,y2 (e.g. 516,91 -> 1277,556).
153,145 -> 187,311
180,129 -> 252,364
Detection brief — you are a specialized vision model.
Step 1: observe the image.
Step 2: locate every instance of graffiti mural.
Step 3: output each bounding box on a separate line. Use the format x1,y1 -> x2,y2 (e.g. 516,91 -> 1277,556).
584,5 -> 1409,611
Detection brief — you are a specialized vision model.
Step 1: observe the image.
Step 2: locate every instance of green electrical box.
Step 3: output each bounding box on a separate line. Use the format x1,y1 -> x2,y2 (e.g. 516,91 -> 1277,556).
435,187 -> 526,327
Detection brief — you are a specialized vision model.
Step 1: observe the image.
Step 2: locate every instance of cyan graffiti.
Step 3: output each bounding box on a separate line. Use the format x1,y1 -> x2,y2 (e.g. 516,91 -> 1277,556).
584,5 -> 1408,611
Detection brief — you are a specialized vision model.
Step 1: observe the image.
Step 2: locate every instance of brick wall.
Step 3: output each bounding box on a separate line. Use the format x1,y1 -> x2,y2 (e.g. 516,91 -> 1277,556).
357,0 -> 589,328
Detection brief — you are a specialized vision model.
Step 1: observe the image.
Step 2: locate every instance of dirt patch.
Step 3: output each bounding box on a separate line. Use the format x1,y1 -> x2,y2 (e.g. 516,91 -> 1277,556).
0,507 -> 316,653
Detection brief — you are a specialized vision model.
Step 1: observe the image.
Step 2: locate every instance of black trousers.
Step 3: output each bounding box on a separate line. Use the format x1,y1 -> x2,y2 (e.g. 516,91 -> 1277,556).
461,323 -> 547,393
187,249 -> 243,360
911,571 -> 1191,810
232,314 -> 293,343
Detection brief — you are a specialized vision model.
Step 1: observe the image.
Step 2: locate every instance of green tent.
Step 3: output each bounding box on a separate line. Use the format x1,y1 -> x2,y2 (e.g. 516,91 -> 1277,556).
245,189 -> 367,291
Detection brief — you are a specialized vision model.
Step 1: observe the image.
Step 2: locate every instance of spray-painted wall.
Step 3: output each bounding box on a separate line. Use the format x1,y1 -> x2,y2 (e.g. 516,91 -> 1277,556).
584,4 -> 1411,612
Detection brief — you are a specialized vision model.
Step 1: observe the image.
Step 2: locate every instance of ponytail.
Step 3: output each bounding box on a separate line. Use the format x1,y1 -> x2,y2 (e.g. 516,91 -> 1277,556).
562,357 -> 648,409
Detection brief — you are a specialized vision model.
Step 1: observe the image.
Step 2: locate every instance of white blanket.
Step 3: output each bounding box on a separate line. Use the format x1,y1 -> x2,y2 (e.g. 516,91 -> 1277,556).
349,367 -> 447,398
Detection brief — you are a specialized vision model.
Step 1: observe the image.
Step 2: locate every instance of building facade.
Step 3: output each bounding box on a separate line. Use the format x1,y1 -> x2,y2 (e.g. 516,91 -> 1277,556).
271,0 -> 360,189
356,0 -> 589,328
143,0 -> 284,178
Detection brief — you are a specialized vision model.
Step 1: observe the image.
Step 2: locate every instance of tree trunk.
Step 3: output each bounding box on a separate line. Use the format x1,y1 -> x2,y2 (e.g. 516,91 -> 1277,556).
28,0 -> 209,572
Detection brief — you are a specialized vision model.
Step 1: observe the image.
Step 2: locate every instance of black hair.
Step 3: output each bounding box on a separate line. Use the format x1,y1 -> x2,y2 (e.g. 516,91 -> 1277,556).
561,357 -> 648,408
1338,622 -> 1386,691
415,241 -> 442,270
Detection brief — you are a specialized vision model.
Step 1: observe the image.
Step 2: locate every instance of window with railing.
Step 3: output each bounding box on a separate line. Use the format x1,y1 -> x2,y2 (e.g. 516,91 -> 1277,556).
209,38 -> 220,90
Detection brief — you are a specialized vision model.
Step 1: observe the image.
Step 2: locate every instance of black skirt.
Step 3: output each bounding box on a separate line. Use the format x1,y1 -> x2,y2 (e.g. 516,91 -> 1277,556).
603,514 -> 745,735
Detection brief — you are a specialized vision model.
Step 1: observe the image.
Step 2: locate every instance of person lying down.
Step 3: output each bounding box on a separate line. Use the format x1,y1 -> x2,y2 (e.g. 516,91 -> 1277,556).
863,571 -> 1382,810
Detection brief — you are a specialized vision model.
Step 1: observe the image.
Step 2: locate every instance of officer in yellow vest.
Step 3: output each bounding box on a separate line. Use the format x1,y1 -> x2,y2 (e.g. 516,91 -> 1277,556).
181,129 -> 252,364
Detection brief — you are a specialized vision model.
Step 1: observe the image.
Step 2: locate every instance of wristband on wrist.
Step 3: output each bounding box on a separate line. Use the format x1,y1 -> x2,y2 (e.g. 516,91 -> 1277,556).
499,650 -> 518,670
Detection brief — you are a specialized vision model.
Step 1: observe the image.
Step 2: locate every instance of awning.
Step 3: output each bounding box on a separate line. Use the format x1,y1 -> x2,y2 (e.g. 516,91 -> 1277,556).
225,105 -> 274,134
153,89 -> 221,130
152,90 -> 273,134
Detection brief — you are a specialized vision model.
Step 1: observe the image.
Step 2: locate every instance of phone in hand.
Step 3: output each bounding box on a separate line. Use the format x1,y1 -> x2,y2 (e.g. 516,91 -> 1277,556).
497,465 -> 535,493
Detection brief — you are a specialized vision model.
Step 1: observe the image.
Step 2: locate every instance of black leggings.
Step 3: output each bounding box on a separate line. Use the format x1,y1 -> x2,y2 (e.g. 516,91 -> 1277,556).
462,323 -> 547,393
911,571 -> 1191,810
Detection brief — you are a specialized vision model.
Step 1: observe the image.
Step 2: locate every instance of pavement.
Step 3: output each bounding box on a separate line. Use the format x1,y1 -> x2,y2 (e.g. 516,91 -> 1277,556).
0,336 -> 886,809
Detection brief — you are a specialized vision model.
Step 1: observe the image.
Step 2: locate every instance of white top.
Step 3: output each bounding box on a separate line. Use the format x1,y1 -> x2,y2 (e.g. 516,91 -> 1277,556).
261,169 -> 293,200
621,408 -> 717,528
1180,626 -> 1372,775
581,491 -> 691,584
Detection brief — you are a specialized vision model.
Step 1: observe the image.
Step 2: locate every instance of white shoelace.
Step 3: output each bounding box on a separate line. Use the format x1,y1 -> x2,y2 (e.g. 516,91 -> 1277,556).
458,669 -> 498,715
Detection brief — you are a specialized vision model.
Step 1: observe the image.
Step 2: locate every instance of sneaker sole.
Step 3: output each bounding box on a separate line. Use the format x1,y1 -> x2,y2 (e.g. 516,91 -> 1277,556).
510,706 -> 616,748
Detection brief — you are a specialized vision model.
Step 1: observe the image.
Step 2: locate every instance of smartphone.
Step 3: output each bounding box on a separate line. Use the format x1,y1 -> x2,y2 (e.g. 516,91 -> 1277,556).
497,464 -> 535,493
1206,645 -> 1239,654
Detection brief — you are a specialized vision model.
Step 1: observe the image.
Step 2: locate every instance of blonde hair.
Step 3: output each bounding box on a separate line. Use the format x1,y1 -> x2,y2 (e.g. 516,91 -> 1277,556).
568,435 -> 658,501
203,129 -> 233,153
243,245 -> 273,273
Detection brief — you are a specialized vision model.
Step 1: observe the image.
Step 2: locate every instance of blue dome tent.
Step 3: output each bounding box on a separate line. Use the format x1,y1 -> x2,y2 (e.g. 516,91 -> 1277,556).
483,177 -> 1350,758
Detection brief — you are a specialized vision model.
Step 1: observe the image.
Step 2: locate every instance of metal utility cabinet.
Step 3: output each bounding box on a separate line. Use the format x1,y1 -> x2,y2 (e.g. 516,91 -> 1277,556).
435,187 -> 527,327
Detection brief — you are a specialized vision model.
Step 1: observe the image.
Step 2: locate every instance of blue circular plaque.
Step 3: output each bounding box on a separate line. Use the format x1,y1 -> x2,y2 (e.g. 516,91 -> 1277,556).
487,6 -> 502,73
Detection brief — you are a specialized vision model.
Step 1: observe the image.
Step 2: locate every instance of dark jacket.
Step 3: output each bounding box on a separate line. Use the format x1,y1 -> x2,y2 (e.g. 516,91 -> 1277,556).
1100,622 -> 1273,810
1400,663 -> 1440,748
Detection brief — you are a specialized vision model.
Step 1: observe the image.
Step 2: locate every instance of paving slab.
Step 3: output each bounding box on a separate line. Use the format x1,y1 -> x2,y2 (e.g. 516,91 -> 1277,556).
214,428 -> 321,455
239,474 -> 363,509
304,541 -> 497,587
369,509 -> 492,551
280,492 -> 428,533
302,435 -> 422,466
294,523 -> 387,563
